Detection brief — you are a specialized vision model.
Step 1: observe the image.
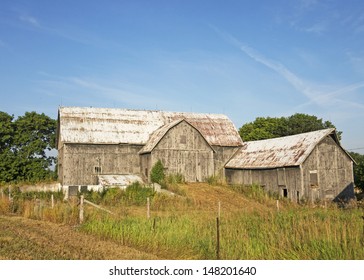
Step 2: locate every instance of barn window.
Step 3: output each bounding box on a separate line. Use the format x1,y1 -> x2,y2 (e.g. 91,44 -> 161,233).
296,191 -> 300,203
309,170 -> 318,187
94,166 -> 102,174
180,135 -> 186,144
283,188 -> 288,198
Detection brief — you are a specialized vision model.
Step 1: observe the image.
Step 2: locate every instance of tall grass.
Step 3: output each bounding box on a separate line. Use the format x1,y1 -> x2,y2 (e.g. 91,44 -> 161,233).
81,205 -> 363,259
0,183 -> 363,259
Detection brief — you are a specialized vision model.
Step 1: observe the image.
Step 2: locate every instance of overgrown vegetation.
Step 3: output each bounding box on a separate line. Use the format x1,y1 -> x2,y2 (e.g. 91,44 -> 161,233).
0,183 -> 363,260
150,160 -> 165,185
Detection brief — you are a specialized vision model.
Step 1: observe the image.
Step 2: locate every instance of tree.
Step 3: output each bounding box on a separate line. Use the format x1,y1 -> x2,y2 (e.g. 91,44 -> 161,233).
150,159 -> 165,185
0,111 -> 57,183
239,113 -> 341,142
349,152 -> 364,192
0,111 -> 14,153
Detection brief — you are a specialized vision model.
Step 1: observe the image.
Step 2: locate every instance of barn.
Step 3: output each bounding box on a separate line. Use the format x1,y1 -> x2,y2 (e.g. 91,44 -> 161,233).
224,128 -> 356,202
56,106 -> 242,186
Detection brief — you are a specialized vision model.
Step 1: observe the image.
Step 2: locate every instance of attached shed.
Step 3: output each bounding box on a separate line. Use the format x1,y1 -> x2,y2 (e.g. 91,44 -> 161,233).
225,129 -> 355,202
57,107 -> 242,186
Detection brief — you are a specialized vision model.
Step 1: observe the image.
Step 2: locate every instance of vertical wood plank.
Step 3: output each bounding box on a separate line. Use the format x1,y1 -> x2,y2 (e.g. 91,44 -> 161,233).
79,195 -> 84,224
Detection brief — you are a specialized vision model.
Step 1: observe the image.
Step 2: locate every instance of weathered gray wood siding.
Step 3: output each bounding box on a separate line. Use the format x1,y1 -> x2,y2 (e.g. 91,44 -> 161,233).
225,135 -> 355,203
148,121 -> 214,182
213,146 -> 240,177
57,146 -> 64,184
302,136 -> 354,202
139,153 -> 151,182
225,167 -> 302,201
60,143 -> 143,185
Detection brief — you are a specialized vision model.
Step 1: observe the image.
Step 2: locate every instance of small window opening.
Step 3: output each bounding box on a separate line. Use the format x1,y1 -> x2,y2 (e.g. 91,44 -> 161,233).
95,166 -> 102,173
309,170 -> 318,187
180,135 -> 186,144
296,191 -> 300,203
283,188 -> 288,198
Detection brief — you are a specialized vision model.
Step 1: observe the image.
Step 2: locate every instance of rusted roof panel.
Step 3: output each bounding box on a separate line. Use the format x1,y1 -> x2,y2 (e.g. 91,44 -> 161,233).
58,107 -> 242,147
139,118 -> 215,154
98,174 -> 143,187
225,128 -> 336,169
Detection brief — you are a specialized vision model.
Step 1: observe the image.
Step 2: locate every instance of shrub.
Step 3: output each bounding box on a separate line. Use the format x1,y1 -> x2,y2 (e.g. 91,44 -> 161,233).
150,160 -> 165,185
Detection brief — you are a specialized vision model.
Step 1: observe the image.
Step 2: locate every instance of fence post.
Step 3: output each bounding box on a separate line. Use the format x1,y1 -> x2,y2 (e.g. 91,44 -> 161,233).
216,217 -> 220,260
147,197 -> 150,219
218,201 -> 221,219
51,194 -> 54,209
79,195 -> 84,224
276,200 -> 280,212
8,186 -> 11,201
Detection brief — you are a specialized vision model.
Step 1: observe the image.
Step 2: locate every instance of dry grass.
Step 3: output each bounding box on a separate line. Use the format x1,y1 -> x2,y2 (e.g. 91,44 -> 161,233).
0,183 -> 363,260
0,215 -> 159,260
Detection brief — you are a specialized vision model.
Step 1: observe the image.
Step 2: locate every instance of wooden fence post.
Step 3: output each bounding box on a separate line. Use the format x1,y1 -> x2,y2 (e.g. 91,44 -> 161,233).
51,194 -> 54,209
276,200 -> 280,212
79,195 -> 84,224
218,201 -> 221,219
8,186 -> 11,201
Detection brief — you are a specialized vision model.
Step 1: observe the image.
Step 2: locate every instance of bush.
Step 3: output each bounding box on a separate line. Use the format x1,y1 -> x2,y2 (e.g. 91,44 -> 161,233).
150,160 -> 165,184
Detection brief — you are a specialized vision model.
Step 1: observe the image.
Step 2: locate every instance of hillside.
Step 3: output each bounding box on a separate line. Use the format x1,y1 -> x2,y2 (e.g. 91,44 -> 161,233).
0,182 -> 362,260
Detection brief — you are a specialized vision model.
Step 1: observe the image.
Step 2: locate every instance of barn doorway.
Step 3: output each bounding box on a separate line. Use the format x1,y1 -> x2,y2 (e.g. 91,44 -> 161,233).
283,188 -> 288,198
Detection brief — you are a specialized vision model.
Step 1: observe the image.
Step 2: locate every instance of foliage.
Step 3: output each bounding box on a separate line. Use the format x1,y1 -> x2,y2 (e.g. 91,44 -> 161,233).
239,113 -> 341,141
0,111 -> 57,183
349,152 -> 364,192
150,160 -> 165,185
84,182 -> 155,206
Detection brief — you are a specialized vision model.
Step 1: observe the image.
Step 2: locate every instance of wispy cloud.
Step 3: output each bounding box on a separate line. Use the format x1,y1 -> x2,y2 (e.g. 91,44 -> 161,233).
302,21 -> 328,34
19,15 -> 40,27
214,28 -> 364,112
36,73 -> 173,110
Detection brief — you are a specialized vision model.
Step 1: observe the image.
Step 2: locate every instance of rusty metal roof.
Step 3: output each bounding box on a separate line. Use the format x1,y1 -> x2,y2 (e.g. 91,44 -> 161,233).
98,174 -> 143,187
139,118 -> 215,154
225,128 -> 339,169
58,107 -> 242,147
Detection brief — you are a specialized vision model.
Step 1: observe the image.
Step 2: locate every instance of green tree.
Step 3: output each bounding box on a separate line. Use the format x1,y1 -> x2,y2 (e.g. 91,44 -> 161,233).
239,113 -> 341,141
150,159 -> 165,185
0,111 -> 57,183
0,111 -> 14,153
349,152 -> 364,192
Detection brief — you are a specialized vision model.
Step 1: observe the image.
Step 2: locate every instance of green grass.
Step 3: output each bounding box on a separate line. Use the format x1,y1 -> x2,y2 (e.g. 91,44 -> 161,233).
1,183 -> 363,259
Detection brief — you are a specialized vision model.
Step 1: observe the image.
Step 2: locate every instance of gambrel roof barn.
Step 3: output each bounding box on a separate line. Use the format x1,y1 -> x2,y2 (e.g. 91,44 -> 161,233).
57,107 -> 242,185
57,106 -> 355,203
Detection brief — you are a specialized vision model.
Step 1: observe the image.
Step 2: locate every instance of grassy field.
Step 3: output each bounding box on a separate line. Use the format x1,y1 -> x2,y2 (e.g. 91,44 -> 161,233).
0,183 -> 363,260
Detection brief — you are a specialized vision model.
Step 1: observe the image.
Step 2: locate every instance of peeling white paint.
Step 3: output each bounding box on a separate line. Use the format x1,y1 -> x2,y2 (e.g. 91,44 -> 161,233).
58,106 -> 243,147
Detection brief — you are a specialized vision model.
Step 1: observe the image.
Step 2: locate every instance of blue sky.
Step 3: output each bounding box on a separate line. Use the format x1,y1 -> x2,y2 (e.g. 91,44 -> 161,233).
1,0 -> 363,151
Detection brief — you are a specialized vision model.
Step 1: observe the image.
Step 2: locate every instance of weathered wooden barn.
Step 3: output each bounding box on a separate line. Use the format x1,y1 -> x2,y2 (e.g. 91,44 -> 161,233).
225,128 -> 355,202
56,107 -> 242,186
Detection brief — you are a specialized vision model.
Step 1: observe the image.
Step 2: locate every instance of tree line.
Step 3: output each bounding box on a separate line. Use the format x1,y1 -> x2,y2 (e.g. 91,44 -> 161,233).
0,110 -> 363,192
